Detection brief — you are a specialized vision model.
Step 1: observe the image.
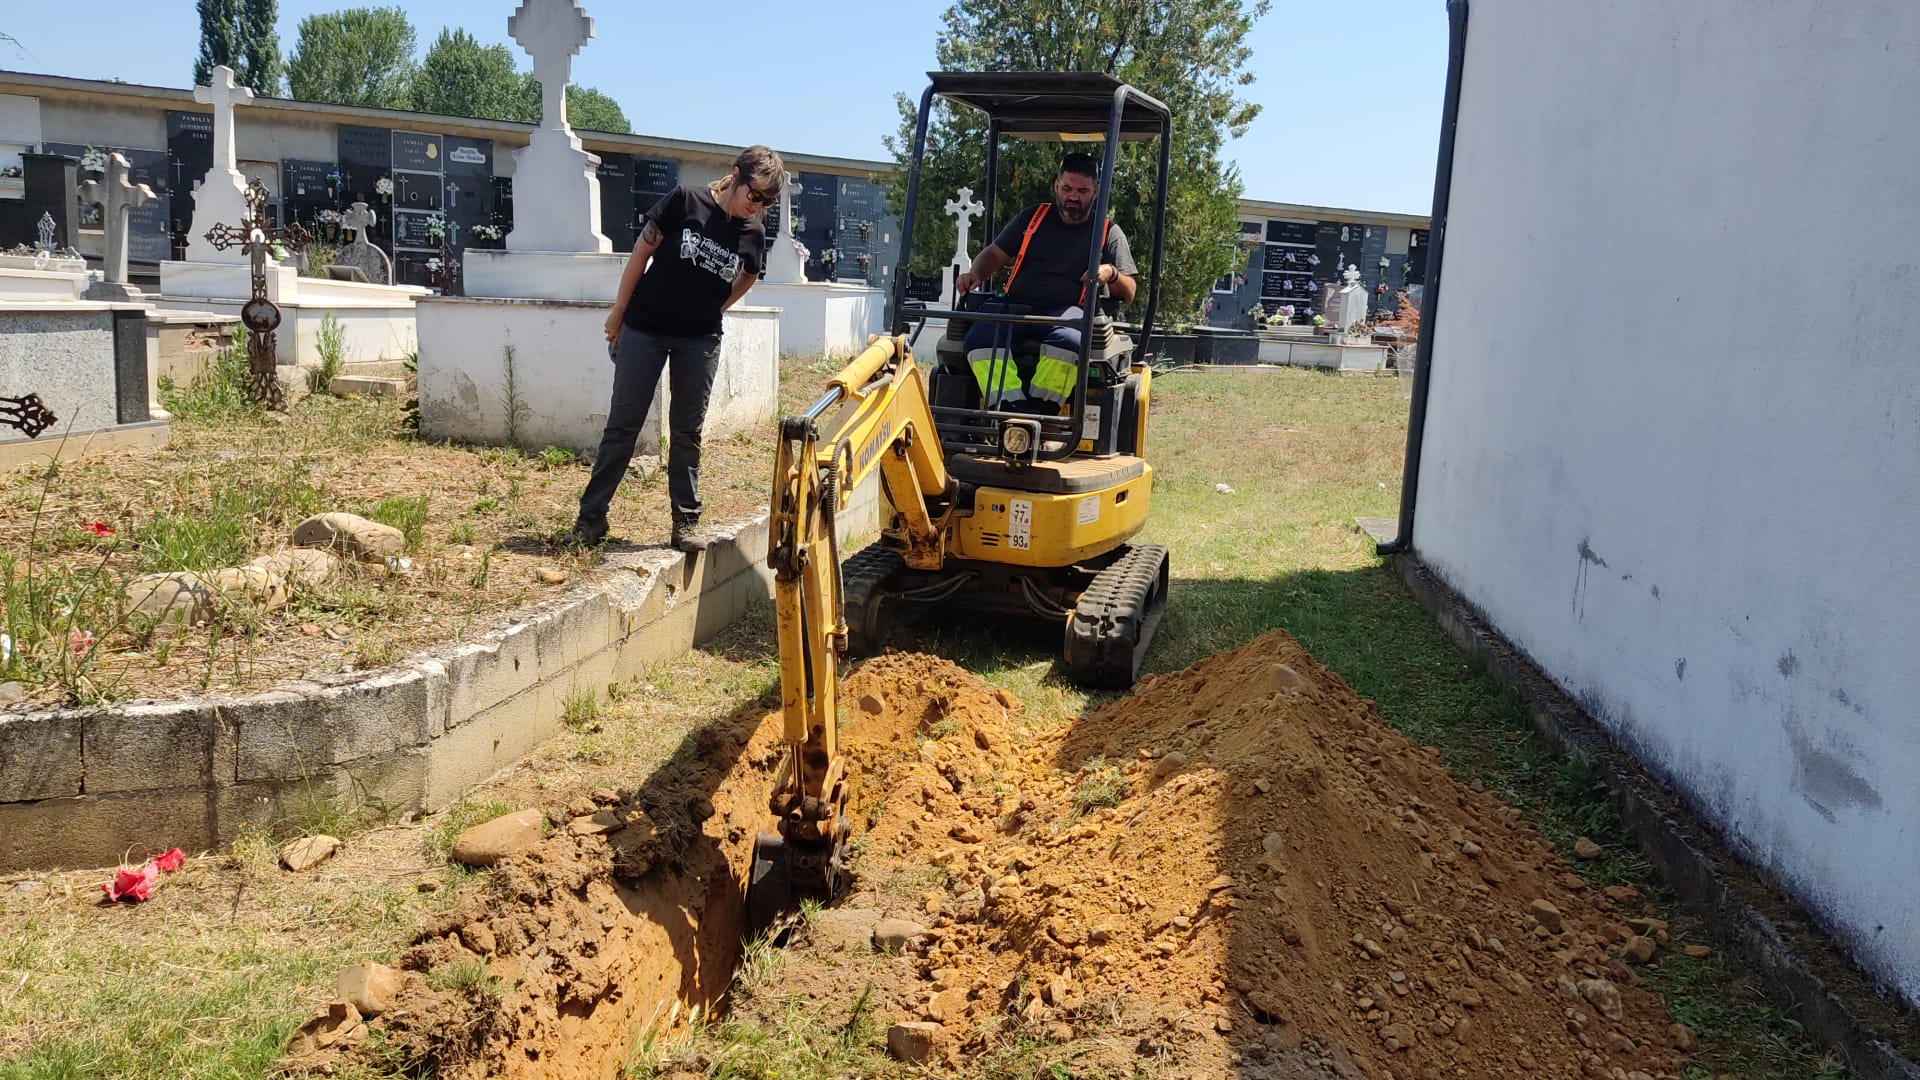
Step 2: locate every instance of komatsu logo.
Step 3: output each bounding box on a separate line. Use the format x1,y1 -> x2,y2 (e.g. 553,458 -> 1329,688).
856,420 -> 894,474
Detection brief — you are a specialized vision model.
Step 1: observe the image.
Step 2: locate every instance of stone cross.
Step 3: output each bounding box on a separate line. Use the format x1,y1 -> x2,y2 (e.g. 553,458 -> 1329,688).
78,152 -> 157,286
194,65 -> 254,173
945,186 -> 984,267
1343,264 -> 1362,288
342,201 -> 377,241
510,0 -> 594,133
35,212 -> 56,251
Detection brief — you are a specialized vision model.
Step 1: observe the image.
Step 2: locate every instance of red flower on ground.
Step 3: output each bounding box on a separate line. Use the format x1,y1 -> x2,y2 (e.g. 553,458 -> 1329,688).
68,629 -> 94,656
153,848 -> 186,873
102,863 -> 160,902
83,522 -> 115,536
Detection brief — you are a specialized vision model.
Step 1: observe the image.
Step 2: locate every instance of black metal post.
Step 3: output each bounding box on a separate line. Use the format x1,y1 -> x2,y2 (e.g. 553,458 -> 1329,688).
1137,105 -> 1173,360
889,85 -> 938,335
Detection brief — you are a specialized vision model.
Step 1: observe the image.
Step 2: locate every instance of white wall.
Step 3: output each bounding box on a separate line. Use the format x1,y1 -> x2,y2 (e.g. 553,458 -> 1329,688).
1415,0 -> 1920,1004
416,298 -> 778,455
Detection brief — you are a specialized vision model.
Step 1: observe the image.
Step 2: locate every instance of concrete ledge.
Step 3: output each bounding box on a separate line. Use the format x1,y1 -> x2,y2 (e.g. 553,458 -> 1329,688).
0,420 -> 171,471
1394,554 -> 1920,1080
0,478 -> 882,872
328,375 -> 408,398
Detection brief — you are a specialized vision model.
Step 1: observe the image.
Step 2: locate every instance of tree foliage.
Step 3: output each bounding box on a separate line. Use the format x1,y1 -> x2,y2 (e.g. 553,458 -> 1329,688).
288,7 -> 417,110
194,0 -> 283,95
885,0 -> 1267,322
564,85 -> 631,134
413,28 -> 521,120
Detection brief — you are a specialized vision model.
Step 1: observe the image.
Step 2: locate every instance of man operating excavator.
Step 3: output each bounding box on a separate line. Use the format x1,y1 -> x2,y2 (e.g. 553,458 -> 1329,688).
953,152 -> 1139,414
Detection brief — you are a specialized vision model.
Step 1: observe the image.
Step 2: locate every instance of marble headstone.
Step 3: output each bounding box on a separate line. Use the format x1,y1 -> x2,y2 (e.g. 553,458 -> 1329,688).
501,0 -> 610,254
331,202 -> 392,285
79,152 -> 158,301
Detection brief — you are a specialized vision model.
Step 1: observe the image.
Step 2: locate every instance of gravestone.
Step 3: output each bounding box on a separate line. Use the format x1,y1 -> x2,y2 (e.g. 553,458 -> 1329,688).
185,67 -> 259,265
765,171 -> 806,284
331,201 -> 392,285
941,186 -> 984,305
35,213 -> 56,252
503,0 -> 610,253
80,152 -> 158,301
1327,264 -> 1368,334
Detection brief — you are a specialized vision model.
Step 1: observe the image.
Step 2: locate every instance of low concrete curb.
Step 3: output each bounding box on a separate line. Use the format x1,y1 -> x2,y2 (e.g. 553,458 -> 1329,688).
0,482 -> 881,872
1394,554 -> 1920,1080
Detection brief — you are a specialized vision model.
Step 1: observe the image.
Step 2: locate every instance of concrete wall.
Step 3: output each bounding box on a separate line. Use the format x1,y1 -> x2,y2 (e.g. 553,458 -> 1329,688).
750,281 -> 886,358
416,298 -> 777,455
1414,0 -> 1920,1004
0,308 -> 120,440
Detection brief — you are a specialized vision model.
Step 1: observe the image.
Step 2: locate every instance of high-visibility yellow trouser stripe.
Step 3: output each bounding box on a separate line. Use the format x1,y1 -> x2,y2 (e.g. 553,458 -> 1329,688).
968,348 -> 1028,402
1029,346 -> 1078,404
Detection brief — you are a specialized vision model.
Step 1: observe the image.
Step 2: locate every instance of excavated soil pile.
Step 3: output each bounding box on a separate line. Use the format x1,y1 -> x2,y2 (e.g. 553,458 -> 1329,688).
311,630 -> 1693,1079
750,636 -> 1692,1079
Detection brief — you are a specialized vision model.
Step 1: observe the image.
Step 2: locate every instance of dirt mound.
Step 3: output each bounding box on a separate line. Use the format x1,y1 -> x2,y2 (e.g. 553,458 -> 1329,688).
312,633 -> 1691,1079
802,638 -> 1689,1078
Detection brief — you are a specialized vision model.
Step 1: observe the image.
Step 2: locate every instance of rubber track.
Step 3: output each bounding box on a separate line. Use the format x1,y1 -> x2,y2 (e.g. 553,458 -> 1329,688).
841,543 -> 905,657
1066,543 -> 1169,688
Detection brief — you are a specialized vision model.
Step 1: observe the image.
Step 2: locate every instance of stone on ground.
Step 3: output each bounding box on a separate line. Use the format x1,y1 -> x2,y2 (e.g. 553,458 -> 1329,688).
250,548 -> 342,588
124,571 -> 214,624
1573,836 -> 1604,860
808,908 -> 884,953
337,962 -> 404,1017
207,566 -> 289,610
293,512 -> 405,562
886,1020 -> 945,1064
872,918 -> 930,953
279,835 -> 342,872
450,809 -> 544,867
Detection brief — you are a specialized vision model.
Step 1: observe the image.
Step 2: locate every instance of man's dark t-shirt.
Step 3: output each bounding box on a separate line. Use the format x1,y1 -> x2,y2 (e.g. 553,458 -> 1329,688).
623,185 -> 766,338
990,204 -> 1138,310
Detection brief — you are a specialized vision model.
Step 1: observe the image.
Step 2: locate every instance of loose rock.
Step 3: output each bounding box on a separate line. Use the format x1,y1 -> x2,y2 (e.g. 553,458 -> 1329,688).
535,567 -> 568,585
337,963 -> 404,1017
250,548 -> 342,589
124,572 -> 214,625
206,566 -> 289,611
1621,935 -> 1657,964
886,1020 -> 945,1064
293,512 -> 405,562
1529,898 -> 1566,934
1573,836 -> 1604,860
1577,978 -> 1625,1021
872,918 -> 930,953
449,809 -> 544,867
279,835 -> 341,872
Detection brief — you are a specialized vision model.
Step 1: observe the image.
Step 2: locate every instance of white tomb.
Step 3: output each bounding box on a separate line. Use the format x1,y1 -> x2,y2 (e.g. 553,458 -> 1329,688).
419,0 -> 780,451
748,169 -> 886,358
157,65 -> 425,371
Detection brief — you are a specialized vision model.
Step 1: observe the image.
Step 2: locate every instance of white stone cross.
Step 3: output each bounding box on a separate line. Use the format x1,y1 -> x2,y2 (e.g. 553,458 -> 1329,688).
342,201 -> 377,241
945,186 -> 985,266
194,65 -> 254,173
79,152 -> 157,286
510,0 -> 595,133
1342,263 -> 1361,287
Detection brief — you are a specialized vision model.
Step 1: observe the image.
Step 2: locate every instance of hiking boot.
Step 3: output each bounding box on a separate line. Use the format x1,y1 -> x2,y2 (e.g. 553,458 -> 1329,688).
564,515 -> 609,547
671,514 -> 709,553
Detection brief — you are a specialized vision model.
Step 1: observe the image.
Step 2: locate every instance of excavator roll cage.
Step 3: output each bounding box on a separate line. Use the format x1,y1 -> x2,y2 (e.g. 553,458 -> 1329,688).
890,72 -> 1174,463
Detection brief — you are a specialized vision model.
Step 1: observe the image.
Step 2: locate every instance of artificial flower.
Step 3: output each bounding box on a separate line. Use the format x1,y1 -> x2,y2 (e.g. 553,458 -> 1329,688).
84,521 -> 115,536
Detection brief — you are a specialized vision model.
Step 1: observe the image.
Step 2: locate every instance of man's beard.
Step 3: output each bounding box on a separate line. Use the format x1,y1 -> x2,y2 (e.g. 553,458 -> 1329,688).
1057,205 -> 1091,224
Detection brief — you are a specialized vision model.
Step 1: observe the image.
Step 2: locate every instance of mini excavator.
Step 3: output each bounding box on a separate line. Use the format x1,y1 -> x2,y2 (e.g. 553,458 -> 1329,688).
751,73 -> 1175,918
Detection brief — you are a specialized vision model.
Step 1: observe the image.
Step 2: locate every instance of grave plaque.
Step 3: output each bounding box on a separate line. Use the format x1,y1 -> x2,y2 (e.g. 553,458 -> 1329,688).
394,171 -> 443,212
393,209 -> 439,249
392,132 -> 443,173
596,151 -> 635,250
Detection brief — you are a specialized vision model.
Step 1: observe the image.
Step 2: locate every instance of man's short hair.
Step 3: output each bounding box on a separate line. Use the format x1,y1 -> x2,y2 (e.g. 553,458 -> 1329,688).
1058,152 -> 1100,181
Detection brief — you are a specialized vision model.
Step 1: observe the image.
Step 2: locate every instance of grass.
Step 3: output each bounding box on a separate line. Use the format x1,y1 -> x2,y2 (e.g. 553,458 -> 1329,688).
307,312 -> 347,394
0,367 -> 1858,1079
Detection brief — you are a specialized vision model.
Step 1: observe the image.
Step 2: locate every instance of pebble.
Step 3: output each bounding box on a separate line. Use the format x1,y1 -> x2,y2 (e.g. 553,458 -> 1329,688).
535,567 -> 568,585
1683,944 -> 1712,958
278,835 -> 341,872
1529,898 -> 1566,934
1573,836 -> 1604,860
337,962 -> 403,1017
873,918 -> 931,952
1621,935 -> 1657,964
1152,751 -> 1189,779
1669,1022 -> 1699,1052
886,1021 -> 944,1064
1576,977 -> 1625,1021
1261,832 -> 1285,855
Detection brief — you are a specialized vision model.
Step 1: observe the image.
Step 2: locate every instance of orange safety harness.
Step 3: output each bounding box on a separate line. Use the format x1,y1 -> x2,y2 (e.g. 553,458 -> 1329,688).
1002,204 -> 1112,304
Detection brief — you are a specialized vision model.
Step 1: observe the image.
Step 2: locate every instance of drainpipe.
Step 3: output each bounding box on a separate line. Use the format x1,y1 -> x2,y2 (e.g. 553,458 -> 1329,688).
1378,0 -> 1469,558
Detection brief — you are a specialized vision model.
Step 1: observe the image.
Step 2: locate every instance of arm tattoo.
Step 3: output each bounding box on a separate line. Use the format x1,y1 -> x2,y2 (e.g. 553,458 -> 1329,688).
640,220 -> 663,246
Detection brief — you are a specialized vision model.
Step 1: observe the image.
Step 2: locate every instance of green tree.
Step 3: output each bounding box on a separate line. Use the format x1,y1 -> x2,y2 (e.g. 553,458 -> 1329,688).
288,7 -> 416,109
193,0 -> 282,95
884,0 -> 1267,322
412,28 -> 522,120
565,85 -> 631,134
192,0 -> 241,86
238,0 -> 284,97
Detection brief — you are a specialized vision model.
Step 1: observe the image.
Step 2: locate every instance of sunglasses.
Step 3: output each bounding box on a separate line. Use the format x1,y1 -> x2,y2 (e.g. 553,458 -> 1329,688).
743,184 -> 777,207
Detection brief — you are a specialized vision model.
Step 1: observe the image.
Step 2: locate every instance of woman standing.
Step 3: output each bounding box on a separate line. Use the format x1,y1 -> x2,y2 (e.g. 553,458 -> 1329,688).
569,145 -> 784,551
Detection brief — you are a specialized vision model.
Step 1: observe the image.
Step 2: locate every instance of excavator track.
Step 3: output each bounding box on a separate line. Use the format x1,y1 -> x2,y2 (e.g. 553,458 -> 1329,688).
1064,543 -> 1169,688
842,543 -> 905,658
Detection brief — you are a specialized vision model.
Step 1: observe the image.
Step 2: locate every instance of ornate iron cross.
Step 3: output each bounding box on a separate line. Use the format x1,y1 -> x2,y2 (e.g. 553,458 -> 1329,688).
0,394 -> 57,438
202,178 -> 311,410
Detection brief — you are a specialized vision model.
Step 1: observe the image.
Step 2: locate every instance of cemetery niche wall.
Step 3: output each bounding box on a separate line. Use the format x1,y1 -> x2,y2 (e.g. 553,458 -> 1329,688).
748,169 -> 893,357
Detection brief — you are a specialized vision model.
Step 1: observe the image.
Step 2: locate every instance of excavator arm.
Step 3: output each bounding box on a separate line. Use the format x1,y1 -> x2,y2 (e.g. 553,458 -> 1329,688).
755,335 -> 954,913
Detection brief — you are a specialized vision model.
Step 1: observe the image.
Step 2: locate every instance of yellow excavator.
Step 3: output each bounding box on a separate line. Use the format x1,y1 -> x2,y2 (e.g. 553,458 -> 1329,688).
751,73 -> 1174,916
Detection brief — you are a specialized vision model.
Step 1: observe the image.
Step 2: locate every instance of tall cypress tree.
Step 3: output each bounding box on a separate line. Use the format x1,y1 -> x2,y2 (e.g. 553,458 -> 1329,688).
192,0 -> 243,86
238,0 -> 284,96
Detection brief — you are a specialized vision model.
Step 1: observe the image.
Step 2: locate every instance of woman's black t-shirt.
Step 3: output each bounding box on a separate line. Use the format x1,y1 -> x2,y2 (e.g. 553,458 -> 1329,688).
622,185 -> 765,338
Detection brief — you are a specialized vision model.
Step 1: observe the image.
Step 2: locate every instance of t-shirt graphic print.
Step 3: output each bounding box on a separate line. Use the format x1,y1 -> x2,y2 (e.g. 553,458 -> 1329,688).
623,184 -> 766,338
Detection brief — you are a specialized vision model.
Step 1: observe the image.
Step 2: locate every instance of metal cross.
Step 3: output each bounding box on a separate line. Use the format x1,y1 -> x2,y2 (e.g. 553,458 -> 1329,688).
202,178 -> 311,410
509,0 -> 595,132
0,394 -> 56,439
78,152 -> 157,287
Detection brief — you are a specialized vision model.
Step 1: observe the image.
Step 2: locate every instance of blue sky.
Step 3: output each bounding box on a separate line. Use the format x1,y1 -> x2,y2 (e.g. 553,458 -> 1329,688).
2,0 -> 1446,214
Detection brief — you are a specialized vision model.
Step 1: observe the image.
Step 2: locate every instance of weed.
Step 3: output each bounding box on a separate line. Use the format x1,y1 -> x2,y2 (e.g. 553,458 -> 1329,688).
501,344 -> 528,446
351,628 -> 397,670
473,494 -> 503,515
308,312 -> 347,393
537,445 -> 578,469
366,493 -> 429,551
427,957 -> 508,999
562,685 -> 604,730
449,522 -> 476,545
429,796 -> 519,858
1069,759 -> 1129,819
469,549 -> 492,589
160,328 -> 256,420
